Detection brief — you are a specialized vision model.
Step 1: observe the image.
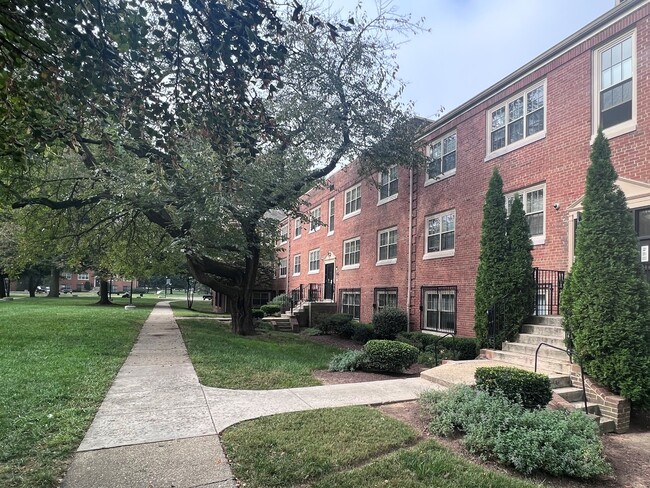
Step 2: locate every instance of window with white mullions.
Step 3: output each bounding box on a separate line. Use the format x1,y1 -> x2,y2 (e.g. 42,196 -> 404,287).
379,166 -> 398,201
490,83 -> 545,153
600,36 -> 633,129
308,249 -> 320,273
344,185 -> 361,216
343,237 -> 361,268
340,289 -> 361,319
293,255 -> 301,275
506,184 -> 545,244
310,207 -> 321,232
377,227 -> 397,263
426,133 -> 456,181
375,288 -> 397,312
425,210 -> 455,258
278,258 -> 287,278
422,286 -> 456,333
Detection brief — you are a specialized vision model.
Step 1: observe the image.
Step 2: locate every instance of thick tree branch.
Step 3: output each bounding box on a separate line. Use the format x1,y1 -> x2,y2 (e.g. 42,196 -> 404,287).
11,193 -> 109,210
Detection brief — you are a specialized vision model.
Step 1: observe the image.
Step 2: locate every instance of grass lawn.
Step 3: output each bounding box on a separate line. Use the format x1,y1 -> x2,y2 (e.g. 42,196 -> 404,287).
0,297 -> 155,488
178,319 -> 343,389
169,299 -> 229,317
222,407 -> 541,488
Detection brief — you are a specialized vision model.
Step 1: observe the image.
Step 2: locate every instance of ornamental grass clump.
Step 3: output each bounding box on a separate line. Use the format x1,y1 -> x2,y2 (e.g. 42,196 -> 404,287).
328,350 -> 365,372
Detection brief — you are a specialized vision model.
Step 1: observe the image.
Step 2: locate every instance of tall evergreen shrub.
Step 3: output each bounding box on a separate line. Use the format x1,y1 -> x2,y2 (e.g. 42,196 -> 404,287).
561,129 -> 650,406
474,168 -> 509,346
506,196 -> 535,329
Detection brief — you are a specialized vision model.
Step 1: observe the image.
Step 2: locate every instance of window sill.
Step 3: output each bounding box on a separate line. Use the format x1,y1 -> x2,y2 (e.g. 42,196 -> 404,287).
308,269 -> 319,275
531,235 -> 545,246
292,273 -> 301,277
591,121 -> 636,143
309,228 -> 320,234
422,329 -> 456,336
327,231 -> 334,236
484,130 -> 545,162
294,235 -> 301,240
343,210 -> 361,220
278,275 -> 287,279
423,249 -> 455,260
424,169 -> 456,187
376,258 -> 397,266
341,264 -> 360,271
377,194 -> 398,206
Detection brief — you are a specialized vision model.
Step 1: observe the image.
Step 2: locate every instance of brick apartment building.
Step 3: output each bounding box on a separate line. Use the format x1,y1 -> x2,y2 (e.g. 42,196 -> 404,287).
274,0 -> 650,337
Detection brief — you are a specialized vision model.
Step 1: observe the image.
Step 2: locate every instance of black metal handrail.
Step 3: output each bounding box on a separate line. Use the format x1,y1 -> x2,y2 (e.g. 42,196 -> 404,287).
534,342 -> 587,414
533,268 -> 565,316
429,332 -> 454,366
487,296 -> 510,349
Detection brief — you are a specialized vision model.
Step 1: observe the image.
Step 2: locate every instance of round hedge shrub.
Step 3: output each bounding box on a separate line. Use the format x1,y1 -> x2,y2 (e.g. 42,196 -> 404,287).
260,303 -> 281,316
372,308 -> 408,339
362,339 -> 419,373
252,309 -> 265,319
327,313 -> 354,337
475,366 -> 552,410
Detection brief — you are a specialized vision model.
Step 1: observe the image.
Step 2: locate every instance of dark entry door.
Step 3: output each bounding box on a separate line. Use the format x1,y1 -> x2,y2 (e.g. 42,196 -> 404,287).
324,263 -> 334,300
635,207 -> 650,281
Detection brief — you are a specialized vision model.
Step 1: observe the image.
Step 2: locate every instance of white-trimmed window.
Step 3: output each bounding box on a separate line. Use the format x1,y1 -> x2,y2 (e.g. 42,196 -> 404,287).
375,288 -> 397,312
488,81 -> 545,156
328,198 -> 335,235
506,183 -> 546,245
252,291 -> 271,308
422,286 -> 456,333
343,237 -> 361,269
62,271 -> 72,280
344,184 -> 361,218
594,31 -> 635,138
77,272 -> 89,280
293,255 -> 301,275
310,207 -> 321,232
278,258 -> 287,278
308,249 -> 320,273
424,210 -> 455,259
378,166 -> 398,203
377,227 -> 397,265
279,223 -> 289,244
340,288 -> 361,320
426,132 -> 456,183
294,217 -> 302,239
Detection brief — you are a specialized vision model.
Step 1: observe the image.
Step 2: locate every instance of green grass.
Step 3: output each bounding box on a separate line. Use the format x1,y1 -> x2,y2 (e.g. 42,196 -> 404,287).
0,297 -> 154,488
222,407 -> 541,488
178,319 -> 343,389
221,407 -> 419,487
169,299 -> 229,317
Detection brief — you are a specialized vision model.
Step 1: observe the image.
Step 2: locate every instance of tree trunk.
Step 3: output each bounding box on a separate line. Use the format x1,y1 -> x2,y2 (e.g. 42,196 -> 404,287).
27,274 -> 38,297
47,266 -> 60,298
0,274 -> 6,298
97,280 -> 112,305
231,292 -> 256,335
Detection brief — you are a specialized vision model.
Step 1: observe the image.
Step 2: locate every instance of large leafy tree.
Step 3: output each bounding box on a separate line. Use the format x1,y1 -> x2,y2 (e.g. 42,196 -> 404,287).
0,1 -> 423,333
561,130 -> 650,406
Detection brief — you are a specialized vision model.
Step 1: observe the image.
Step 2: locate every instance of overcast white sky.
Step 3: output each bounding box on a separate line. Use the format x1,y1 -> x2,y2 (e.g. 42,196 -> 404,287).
328,0 -> 615,119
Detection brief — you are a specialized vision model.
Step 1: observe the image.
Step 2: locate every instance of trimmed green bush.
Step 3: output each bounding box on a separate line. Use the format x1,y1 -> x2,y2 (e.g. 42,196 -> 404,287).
351,322 -> 375,344
328,350 -> 366,372
475,366 -> 552,410
420,385 -> 610,479
561,130 -> 650,407
252,309 -> 265,319
362,340 -> 419,373
372,308 -> 408,340
260,303 -> 281,316
396,333 -> 478,360
270,294 -> 291,306
328,313 -> 354,338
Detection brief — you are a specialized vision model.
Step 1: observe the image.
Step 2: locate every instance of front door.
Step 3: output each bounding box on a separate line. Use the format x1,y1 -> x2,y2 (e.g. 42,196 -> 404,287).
324,263 -> 334,300
635,207 -> 650,281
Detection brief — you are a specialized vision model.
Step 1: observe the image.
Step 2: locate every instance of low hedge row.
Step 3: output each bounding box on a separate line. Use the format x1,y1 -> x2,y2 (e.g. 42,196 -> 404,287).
328,340 -> 419,373
475,366 -> 552,410
396,332 -> 478,360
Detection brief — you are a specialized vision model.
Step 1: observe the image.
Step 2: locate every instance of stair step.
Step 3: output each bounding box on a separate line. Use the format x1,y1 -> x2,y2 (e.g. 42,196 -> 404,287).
571,401 -> 600,415
502,342 -> 571,361
514,333 -> 566,347
520,324 -> 565,337
527,315 -> 563,327
554,386 -> 585,403
548,374 -> 572,388
481,349 -> 572,374
598,417 -> 616,434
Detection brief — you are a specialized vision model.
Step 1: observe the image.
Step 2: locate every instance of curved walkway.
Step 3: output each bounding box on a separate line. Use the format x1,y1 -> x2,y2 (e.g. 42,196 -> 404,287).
62,302 -> 438,488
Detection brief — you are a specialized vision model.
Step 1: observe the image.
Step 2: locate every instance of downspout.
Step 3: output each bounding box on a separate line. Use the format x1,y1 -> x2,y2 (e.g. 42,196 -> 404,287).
406,166 -> 414,333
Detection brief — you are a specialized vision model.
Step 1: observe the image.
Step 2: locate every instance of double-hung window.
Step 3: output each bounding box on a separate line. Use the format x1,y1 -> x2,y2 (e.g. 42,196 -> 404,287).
279,223 -> 289,244
294,217 -> 302,239
424,210 -> 455,259
340,288 -> 361,320
378,166 -> 398,203
375,288 -> 397,312
422,286 -> 456,333
293,255 -> 301,275
506,184 -> 546,245
328,198 -> 335,234
377,227 -> 397,265
426,132 -> 456,183
308,249 -> 320,273
277,258 -> 287,278
344,184 -> 361,218
343,237 -> 361,269
310,207 -> 321,232
488,82 -> 545,156
77,272 -> 89,280
594,32 -> 635,137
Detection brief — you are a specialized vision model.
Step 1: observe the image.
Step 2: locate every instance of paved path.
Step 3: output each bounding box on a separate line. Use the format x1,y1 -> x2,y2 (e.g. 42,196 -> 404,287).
62,302 -> 437,488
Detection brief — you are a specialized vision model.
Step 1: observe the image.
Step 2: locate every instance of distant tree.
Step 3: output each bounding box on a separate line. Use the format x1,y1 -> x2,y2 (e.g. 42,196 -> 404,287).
506,195 -> 535,330
474,168 -> 509,346
561,130 -> 650,406
0,216 -> 20,298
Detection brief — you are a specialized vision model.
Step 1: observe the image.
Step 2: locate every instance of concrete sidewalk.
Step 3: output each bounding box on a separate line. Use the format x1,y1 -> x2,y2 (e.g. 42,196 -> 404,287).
62,302 -> 438,488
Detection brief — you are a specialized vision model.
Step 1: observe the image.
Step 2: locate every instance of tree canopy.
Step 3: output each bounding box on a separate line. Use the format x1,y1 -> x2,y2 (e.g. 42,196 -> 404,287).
0,0 -> 425,332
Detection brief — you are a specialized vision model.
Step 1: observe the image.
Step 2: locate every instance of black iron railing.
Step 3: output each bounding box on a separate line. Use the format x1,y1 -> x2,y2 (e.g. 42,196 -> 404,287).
533,268 -> 565,316
486,297 -> 510,349
534,343 -> 588,414
290,283 -> 323,305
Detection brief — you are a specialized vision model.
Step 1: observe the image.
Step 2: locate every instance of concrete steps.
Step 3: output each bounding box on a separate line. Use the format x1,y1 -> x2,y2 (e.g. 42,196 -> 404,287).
481,349 -> 573,374
502,341 -> 572,361
262,316 -> 295,332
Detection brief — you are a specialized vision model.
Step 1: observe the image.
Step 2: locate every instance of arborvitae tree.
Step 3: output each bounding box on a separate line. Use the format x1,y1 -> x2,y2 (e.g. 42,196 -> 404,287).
506,195 -> 535,329
561,129 -> 650,407
475,168 -> 510,346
